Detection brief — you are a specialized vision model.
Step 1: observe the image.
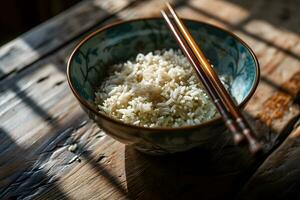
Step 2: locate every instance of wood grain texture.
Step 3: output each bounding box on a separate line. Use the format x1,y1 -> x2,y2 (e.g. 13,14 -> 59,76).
0,0 -> 134,80
0,0 -> 300,199
238,120 -> 300,200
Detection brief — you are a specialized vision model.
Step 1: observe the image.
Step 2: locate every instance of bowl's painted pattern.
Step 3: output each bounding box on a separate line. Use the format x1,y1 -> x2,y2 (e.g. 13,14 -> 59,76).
67,18 -> 259,155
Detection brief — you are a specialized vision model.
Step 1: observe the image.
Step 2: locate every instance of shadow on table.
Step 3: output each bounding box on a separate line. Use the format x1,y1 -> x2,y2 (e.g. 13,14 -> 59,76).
225,0 -> 300,35
0,128 -> 71,200
186,0 -> 300,62
124,143 -> 257,200
238,129 -> 300,200
124,130 -> 256,200
124,108 -> 300,200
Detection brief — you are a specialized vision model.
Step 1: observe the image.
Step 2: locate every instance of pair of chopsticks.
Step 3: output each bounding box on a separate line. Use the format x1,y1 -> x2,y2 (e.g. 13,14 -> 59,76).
161,3 -> 262,154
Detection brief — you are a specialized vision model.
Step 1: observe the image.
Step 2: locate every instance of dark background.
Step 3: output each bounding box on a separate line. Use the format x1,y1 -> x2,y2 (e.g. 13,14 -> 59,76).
0,0 -> 81,45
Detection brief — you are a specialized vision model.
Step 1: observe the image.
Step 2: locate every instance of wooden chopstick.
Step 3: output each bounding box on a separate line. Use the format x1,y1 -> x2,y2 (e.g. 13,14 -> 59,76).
161,10 -> 245,144
162,3 -> 262,154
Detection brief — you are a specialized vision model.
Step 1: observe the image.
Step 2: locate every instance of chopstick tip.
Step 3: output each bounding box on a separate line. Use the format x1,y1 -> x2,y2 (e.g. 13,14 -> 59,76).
249,141 -> 264,155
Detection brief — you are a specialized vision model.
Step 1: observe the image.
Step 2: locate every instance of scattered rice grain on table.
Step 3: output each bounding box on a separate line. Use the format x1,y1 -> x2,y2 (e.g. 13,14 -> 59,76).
95,49 -> 229,128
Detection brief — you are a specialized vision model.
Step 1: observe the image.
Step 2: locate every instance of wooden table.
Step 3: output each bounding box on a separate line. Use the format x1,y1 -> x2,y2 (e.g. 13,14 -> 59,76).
0,0 -> 299,199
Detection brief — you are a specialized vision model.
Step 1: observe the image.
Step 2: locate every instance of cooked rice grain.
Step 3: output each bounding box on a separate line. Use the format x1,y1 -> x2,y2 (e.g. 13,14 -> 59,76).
95,49 -> 229,128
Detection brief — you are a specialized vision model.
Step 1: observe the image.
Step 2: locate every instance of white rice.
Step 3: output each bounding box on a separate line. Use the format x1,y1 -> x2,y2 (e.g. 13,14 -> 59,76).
95,49 -> 229,128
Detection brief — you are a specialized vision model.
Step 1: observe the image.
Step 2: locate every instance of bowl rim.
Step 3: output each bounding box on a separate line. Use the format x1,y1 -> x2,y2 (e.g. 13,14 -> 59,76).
67,17 -> 260,132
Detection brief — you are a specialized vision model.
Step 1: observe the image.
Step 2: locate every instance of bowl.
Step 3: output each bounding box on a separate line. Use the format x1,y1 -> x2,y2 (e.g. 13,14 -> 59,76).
67,18 -> 259,155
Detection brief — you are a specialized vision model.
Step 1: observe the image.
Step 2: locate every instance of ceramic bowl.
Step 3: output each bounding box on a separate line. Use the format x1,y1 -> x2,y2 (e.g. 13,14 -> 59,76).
67,18 -> 259,155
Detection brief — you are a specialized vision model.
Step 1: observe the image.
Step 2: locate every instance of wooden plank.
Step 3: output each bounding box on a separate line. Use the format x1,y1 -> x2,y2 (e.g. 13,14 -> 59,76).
238,120 -> 300,200
0,0 -> 300,199
0,0 -> 134,80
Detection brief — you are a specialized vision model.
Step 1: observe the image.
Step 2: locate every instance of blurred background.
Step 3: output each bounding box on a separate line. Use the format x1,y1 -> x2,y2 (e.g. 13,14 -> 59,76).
0,0 -> 81,45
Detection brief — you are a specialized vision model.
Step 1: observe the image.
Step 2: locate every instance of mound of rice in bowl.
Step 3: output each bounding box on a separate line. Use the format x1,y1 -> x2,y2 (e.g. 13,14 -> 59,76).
95,49 -> 229,128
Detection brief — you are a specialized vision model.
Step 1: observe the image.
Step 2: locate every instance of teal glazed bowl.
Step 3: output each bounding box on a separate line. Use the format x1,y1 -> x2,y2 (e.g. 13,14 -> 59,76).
67,18 -> 260,155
